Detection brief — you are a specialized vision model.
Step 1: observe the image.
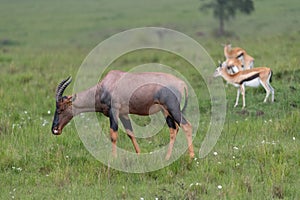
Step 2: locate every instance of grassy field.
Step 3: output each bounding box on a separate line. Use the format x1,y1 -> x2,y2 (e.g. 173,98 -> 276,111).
0,0 -> 300,199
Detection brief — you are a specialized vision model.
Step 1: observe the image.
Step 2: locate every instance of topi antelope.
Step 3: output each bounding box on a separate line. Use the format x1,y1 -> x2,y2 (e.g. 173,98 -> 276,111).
223,44 -> 254,73
214,60 -> 274,109
51,70 -> 194,160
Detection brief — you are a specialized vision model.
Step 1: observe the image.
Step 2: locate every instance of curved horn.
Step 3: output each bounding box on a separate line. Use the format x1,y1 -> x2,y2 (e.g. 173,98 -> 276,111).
56,76 -> 72,101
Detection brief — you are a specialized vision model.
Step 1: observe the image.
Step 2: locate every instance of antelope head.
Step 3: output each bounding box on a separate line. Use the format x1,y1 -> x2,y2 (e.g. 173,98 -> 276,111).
51,77 -> 73,135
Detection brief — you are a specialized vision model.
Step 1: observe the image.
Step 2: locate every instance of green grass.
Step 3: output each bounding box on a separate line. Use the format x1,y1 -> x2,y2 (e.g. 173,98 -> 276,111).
1,0 -> 300,199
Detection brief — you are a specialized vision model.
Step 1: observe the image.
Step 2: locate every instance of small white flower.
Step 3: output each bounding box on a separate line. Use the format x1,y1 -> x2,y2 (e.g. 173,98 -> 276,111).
213,151 -> 218,156
217,185 -> 222,189
293,137 -> 296,141
233,146 -> 239,150
232,156 -> 235,159
24,111 -> 28,114
65,155 -> 69,159
217,161 -> 222,164
47,110 -> 51,114
236,163 -> 240,167
261,140 -> 265,144
196,182 -> 200,186
140,198 -> 144,200
190,183 -> 194,187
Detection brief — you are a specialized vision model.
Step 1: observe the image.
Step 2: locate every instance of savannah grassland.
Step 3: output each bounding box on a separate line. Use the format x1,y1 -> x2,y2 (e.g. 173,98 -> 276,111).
0,0 -> 300,199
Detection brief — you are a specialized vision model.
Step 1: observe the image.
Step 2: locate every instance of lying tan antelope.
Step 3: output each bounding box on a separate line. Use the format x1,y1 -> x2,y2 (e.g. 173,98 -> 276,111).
214,60 -> 274,109
51,70 -> 194,160
223,44 -> 254,73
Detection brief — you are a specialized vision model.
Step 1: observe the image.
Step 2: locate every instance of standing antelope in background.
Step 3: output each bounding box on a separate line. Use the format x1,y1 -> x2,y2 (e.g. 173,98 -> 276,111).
51,70 -> 194,160
214,60 -> 274,109
223,44 -> 254,73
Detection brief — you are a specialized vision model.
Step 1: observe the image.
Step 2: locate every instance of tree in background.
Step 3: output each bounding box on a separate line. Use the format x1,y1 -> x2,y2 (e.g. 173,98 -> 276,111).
200,0 -> 254,36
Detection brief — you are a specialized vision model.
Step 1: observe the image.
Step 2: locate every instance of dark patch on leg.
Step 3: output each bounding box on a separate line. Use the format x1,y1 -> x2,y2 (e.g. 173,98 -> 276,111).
120,116 -> 133,132
109,109 -> 118,132
166,116 -> 176,129
154,86 -> 186,125
95,86 -> 112,116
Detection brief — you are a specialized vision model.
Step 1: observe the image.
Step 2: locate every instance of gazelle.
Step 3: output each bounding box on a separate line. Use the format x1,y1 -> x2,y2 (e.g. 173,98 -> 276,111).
214,60 -> 274,109
51,70 -> 194,160
223,44 -> 254,73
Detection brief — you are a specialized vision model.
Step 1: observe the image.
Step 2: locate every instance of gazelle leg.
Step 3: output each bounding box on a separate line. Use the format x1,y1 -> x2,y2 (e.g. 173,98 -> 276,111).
260,81 -> 270,103
234,88 -> 241,107
268,82 -> 275,102
240,85 -> 246,109
120,115 -> 140,154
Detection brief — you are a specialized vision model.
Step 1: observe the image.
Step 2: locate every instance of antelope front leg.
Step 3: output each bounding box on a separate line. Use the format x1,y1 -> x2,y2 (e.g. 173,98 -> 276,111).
109,109 -> 119,157
120,115 -> 141,154
109,128 -> 118,157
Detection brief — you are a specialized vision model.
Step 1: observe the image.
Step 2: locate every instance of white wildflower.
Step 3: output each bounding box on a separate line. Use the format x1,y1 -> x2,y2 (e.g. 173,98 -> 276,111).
293,137 -> 296,141
233,146 -> 239,150
47,110 -> 51,114
213,151 -> 218,156
217,185 -> 222,190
